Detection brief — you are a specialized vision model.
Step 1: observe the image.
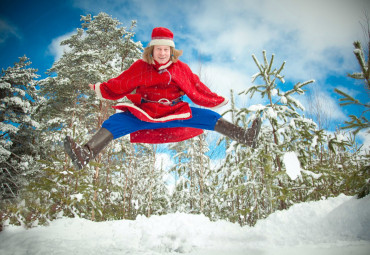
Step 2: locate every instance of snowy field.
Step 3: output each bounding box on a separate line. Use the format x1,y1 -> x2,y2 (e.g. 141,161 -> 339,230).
1,194 -> 369,255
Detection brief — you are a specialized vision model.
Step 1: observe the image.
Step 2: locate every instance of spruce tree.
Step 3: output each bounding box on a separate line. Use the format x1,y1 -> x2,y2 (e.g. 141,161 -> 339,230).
27,12 -> 143,222
218,51 -> 323,225
169,134 -> 215,215
334,29 -> 370,198
334,40 -> 369,135
0,56 -> 42,200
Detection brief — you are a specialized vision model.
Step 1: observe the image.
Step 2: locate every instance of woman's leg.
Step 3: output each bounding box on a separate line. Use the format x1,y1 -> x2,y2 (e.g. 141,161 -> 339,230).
64,127 -> 113,170
102,107 -> 260,147
214,117 -> 261,148
101,107 -> 222,140
65,108 -> 219,170
65,107 -> 261,170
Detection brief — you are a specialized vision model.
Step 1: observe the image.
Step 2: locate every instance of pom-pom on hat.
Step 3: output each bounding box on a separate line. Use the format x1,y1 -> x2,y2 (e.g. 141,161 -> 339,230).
149,27 -> 175,48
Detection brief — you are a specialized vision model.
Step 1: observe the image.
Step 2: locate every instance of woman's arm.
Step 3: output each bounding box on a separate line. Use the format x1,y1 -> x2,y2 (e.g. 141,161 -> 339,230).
92,60 -> 145,100
175,61 -> 228,108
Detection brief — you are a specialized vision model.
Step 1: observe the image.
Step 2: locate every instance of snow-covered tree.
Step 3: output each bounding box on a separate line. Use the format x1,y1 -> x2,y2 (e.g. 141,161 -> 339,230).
244,51 -> 316,169
0,56 -> 42,200
335,40 -> 369,135
217,51 -> 324,225
170,134 -> 216,215
244,51 -> 317,207
38,12 -> 142,167
334,34 -> 370,198
214,90 -> 253,225
216,50 -> 370,227
19,12 -> 143,222
3,14 -> 369,230
39,12 -> 142,132
125,144 -> 170,219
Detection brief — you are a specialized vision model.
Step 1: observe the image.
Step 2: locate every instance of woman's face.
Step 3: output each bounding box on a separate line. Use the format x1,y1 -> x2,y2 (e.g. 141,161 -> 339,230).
153,45 -> 171,64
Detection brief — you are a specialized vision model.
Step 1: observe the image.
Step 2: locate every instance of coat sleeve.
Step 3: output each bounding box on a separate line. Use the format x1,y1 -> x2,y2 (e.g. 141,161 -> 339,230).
94,60 -> 145,100
176,62 -> 228,109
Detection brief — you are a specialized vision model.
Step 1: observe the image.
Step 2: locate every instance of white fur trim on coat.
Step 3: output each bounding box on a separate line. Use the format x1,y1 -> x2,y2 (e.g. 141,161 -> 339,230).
158,61 -> 173,70
94,83 -> 103,99
209,97 -> 229,110
114,102 -> 191,122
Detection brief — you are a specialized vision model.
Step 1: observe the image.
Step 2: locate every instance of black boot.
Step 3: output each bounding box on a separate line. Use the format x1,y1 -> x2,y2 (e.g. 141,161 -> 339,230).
214,117 -> 261,148
64,128 -> 113,170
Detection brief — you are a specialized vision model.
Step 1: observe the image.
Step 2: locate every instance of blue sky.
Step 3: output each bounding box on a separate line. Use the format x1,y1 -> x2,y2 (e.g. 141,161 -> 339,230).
1,0 -> 369,150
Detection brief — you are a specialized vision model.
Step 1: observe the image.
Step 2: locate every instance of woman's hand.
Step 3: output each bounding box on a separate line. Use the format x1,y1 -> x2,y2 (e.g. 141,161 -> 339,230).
88,84 -> 94,90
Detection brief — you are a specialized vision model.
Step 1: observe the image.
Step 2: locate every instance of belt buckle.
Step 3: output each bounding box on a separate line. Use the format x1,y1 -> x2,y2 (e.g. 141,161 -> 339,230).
158,98 -> 171,105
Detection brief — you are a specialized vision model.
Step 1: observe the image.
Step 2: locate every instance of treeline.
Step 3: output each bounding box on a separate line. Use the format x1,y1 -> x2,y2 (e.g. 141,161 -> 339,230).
0,12 -> 368,229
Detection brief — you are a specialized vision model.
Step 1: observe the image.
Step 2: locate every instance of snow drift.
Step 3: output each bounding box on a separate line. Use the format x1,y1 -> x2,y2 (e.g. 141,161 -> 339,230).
1,194 -> 369,255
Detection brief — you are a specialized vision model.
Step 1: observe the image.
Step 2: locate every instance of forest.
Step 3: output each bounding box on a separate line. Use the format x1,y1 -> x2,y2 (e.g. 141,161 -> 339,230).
0,12 -> 369,229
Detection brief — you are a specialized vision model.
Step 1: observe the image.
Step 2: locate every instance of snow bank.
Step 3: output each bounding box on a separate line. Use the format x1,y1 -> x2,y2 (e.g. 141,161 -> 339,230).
1,195 -> 369,255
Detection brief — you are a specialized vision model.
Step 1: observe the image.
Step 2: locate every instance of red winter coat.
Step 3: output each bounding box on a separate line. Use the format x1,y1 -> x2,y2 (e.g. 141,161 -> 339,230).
94,59 -> 228,143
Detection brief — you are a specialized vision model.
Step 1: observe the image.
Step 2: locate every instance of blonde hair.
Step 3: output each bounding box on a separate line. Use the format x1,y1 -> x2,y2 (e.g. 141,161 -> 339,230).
142,46 -> 183,64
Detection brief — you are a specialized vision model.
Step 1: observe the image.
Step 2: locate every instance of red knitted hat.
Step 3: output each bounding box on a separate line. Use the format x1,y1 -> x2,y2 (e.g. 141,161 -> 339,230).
149,27 -> 175,47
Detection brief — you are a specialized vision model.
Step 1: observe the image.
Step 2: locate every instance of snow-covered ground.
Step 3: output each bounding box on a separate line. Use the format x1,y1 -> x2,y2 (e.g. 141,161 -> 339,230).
1,194 -> 369,255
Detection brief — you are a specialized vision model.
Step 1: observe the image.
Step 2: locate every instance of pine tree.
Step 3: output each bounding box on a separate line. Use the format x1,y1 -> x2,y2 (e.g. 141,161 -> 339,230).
334,14 -> 369,135
334,39 -> 369,135
0,56 -> 42,200
39,12 -> 142,132
169,134 -> 215,215
215,90 -> 253,225
128,144 -> 170,218
333,22 -> 370,198
169,140 -> 192,212
218,51 -> 327,226
38,12 -> 142,166
244,51 -> 316,207
21,12 -> 143,223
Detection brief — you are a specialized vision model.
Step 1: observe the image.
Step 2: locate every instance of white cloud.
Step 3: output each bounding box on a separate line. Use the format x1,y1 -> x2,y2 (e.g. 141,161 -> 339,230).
188,62 -> 252,104
48,31 -> 75,61
183,0 -> 368,81
71,0 -> 368,81
0,19 -> 21,44
72,0 -> 367,60
68,0 -> 367,130
301,83 -> 347,126
357,129 -> 370,152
